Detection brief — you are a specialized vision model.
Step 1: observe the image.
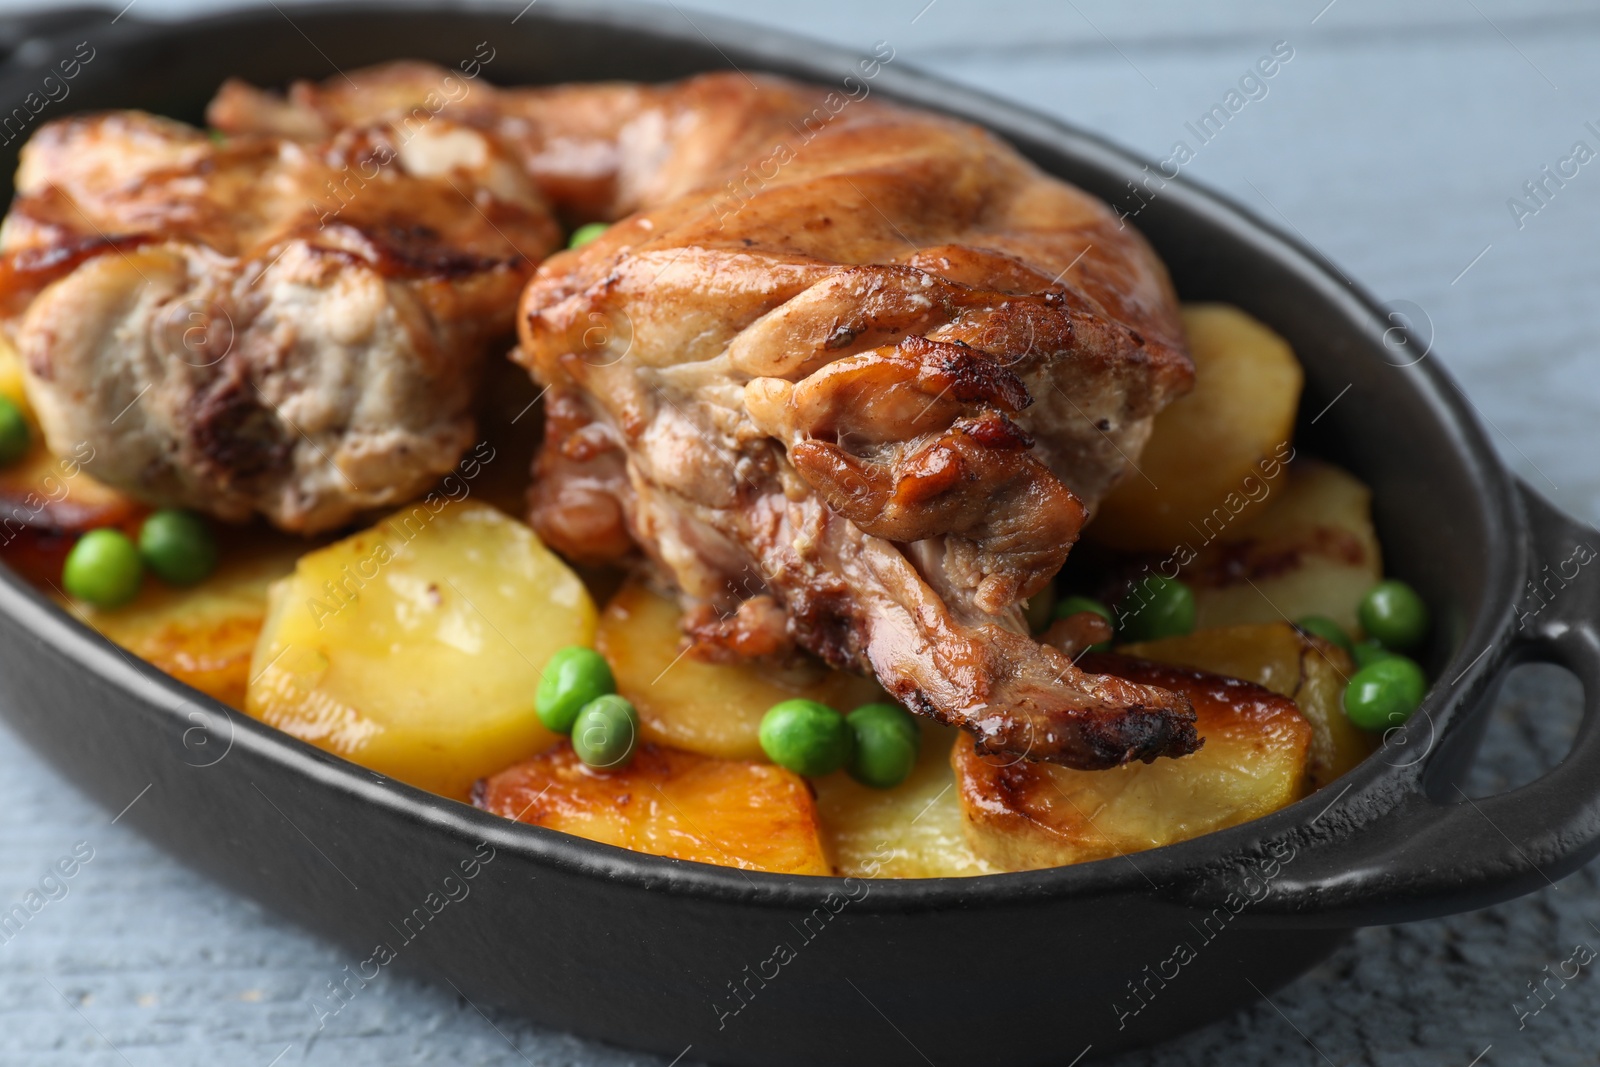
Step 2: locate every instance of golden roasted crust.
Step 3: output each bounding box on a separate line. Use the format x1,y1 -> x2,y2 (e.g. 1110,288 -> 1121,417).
475,741 -> 832,875
0,109 -> 559,532
956,654 -> 1309,869
504,72 -> 1196,768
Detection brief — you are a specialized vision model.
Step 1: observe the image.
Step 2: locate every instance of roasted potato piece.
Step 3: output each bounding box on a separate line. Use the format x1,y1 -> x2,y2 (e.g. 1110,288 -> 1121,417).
813,723 -> 994,878
0,334 -> 27,413
1123,622 -> 1374,789
67,532 -> 304,708
1092,304 -> 1302,552
1182,460 -> 1382,634
477,742 -> 830,875
596,580 -> 884,761
248,502 -> 593,800
0,441 -> 145,546
956,654 -> 1311,870
598,583 -> 985,875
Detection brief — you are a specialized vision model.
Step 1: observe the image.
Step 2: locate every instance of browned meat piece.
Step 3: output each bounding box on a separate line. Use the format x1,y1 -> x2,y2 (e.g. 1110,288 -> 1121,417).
0,108 -> 559,532
502,73 -> 1196,768
153,64 -> 1198,767
208,61 -> 848,227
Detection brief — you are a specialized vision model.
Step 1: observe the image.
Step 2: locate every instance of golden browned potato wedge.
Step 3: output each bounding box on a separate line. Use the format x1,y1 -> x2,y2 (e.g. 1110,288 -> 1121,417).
1182,460 -> 1382,634
1091,304 -> 1302,552
66,532 -> 304,708
956,654 -> 1311,870
0,335 -> 27,413
813,723 -> 995,878
1122,622 -> 1375,790
248,501 -> 593,800
476,742 -> 831,875
596,580 -> 884,761
0,443 -> 144,539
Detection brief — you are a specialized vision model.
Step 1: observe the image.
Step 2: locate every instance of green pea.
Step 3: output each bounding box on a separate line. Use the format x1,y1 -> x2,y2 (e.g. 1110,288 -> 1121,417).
1295,614 -> 1353,653
0,395 -> 28,466
137,509 -> 218,586
571,694 -> 639,768
1351,639 -> 1398,669
536,646 -> 615,733
1342,656 -> 1427,732
567,222 -> 609,249
846,703 -> 920,789
1116,576 -> 1195,642
759,699 -> 853,778
1358,579 -> 1429,651
62,528 -> 143,608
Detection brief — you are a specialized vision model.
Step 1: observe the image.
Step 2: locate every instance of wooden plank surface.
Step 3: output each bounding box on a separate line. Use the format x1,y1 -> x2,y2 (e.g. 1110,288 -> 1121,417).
0,1 -> 1596,1064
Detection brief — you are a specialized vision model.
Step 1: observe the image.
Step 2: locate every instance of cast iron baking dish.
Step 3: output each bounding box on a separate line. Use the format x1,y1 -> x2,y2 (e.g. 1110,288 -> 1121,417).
1,3 -> 1597,1064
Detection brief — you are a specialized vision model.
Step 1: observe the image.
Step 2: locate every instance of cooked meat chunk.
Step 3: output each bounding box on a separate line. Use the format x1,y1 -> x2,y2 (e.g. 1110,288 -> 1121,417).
208,60 -> 851,227
78,63 -> 1198,768
0,109 -> 558,531
498,72 -> 1197,768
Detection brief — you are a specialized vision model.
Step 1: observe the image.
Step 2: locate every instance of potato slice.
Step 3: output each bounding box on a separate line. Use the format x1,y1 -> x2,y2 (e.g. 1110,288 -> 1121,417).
1182,460 -> 1382,634
248,501 -> 593,800
596,580 -> 884,761
67,531 -> 304,708
0,443 -> 144,543
813,723 -> 995,878
956,654 -> 1311,870
1091,304 -> 1302,552
0,335 -> 27,414
477,742 -> 830,875
1123,622 -> 1374,789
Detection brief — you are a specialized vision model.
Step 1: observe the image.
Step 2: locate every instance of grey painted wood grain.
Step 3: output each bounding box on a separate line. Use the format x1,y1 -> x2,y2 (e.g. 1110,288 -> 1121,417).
0,1 -> 1596,1063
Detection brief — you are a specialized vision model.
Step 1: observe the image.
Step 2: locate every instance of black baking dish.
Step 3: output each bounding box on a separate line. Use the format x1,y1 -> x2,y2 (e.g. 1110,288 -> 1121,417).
0,3 -> 1597,1064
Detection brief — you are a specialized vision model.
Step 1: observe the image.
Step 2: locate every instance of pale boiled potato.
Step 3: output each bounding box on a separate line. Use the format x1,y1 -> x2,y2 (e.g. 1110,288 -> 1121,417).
248,501 -> 593,800
595,579 -> 884,761
477,742 -> 830,875
1091,303 -> 1302,552
1122,622 -> 1375,791
813,723 -> 995,878
957,654 -> 1311,869
67,531 -> 305,709
1181,460 -> 1382,634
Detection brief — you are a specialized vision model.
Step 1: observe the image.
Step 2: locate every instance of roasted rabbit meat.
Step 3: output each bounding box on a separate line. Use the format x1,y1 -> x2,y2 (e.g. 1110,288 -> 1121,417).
515,77 -> 1199,769
0,108 -> 558,532
10,63 -> 1201,768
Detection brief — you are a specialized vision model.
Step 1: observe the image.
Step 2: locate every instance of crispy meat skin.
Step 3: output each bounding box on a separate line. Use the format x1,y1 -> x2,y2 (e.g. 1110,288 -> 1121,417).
0,108 -> 559,532
191,64 -> 1196,767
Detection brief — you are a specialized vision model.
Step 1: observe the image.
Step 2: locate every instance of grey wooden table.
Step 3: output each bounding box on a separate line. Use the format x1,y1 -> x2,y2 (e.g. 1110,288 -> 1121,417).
1,1 -> 1597,1063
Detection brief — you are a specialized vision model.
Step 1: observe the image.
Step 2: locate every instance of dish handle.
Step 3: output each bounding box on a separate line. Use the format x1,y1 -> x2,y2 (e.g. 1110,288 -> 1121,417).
1191,480 -> 1600,927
